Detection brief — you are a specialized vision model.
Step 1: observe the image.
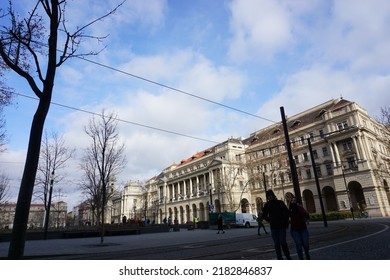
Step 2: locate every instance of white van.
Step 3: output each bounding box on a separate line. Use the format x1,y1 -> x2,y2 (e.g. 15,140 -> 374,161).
235,213 -> 258,228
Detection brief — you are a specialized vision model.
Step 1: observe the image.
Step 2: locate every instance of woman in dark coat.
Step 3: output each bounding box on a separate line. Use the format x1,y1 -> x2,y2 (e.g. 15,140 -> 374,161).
289,199 -> 310,260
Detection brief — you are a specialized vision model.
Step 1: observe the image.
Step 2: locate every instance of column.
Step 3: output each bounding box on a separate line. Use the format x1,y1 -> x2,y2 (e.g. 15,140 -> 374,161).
352,136 -> 362,160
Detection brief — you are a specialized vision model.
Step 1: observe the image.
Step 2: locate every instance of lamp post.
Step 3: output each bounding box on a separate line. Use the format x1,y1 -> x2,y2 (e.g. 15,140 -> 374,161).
307,138 -> 328,227
341,165 -> 355,220
280,107 -> 302,205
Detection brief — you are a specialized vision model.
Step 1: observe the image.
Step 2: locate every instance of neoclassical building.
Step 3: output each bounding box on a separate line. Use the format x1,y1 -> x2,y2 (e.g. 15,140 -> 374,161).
109,98 -> 390,223
143,138 -> 252,224
245,98 -> 390,218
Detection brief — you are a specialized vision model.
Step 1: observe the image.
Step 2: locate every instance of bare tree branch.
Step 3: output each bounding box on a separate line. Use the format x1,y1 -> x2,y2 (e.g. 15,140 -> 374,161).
0,0 -> 126,259
81,110 -> 126,244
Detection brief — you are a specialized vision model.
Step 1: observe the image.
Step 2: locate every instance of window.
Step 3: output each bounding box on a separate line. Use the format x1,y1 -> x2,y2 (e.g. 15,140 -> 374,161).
322,147 -> 329,156
306,169 -> 312,179
303,152 -> 309,162
337,121 -> 348,130
315,166 -> 322,177
342,141 -> 353,151
319,129 -> 325,138
326,164 -> 333,175
294,155 -> 299,164
313,150 -> 318,159
347,157 -> 357,169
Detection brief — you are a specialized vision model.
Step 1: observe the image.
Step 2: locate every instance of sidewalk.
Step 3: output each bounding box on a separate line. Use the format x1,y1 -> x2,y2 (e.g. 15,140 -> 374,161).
0,222 -> 336,259
0,227 -> 259,259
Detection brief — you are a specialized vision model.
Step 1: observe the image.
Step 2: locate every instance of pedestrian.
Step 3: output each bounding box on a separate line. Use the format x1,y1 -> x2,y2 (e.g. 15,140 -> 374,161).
216,213 -> 225,234
289,198 -> 310,260
257,211 -> 268,235
262,189 -> 292,260
168,216 -> 173,231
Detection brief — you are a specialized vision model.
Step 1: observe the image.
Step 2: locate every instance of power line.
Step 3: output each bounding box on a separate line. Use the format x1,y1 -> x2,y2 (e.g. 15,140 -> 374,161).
14,92 -> 219,144
79,57 -> 278,124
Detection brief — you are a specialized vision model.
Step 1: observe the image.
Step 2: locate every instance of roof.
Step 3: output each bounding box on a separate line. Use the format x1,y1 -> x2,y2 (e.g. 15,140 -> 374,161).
244,98 -> 353,146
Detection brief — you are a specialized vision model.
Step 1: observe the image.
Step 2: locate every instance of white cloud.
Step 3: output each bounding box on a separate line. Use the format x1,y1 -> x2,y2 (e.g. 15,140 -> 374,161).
228,0 -> 298,62
253,65 -> 390,126
3,0 -> 390,211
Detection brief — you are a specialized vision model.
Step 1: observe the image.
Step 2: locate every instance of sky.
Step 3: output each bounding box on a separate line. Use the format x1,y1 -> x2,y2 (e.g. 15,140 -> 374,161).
1,0 -> 390,210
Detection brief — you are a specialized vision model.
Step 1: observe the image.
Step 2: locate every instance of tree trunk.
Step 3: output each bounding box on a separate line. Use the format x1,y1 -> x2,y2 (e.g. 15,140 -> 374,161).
8,95 -> 51,259
100,183 -> 106,245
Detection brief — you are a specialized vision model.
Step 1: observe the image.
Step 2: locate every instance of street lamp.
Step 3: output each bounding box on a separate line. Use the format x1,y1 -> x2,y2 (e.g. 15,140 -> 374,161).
307,138 -> 328,227
341,165 -> 355,220
281,106 -> 303,205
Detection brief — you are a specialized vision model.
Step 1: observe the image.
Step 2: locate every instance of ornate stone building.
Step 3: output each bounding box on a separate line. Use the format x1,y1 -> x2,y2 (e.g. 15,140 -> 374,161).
245,98 -> 390,217
144,138 -> 251,223
78,98 -> 390,224
139,98 -> 390,222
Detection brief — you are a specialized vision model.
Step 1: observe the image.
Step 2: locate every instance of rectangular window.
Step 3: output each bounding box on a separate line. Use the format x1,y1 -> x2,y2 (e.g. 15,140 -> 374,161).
322,147 -> 329,156
343,141 -> 353,151
315,166 -> 322,177
313,150 -> 318,159
303,152 -> 309,162
319,129 -> 324,138
337,121 -> 348,130
294,155 -> 299,164
306,169 -> 312,179
326,164 -> 333,175
347,157 -> 357,169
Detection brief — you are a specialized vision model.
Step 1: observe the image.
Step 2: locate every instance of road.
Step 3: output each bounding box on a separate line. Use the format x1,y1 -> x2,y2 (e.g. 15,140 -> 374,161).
10,217 -> 388,260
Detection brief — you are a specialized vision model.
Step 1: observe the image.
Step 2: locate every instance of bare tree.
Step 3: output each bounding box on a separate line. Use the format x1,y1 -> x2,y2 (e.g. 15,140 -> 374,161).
373,107 -> 390,186
0,172 -> 10,205
79,158 -> 102,226
34,130 -> 73,238
378,107 -> 390,149
212,154 -> 253,213
81,110 -> 126,244
0,60 -> 13,152
0,0 -> 125,259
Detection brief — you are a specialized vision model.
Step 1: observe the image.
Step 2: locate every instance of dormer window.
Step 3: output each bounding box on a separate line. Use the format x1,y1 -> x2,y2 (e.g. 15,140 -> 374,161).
291,120 -> 302,128
317,109 -> 327,118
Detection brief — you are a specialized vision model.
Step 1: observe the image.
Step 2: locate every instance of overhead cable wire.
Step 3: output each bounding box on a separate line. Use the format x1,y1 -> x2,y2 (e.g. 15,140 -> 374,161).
17,40 -> 279,124
15,92 -> 219,144
78,57 -> 278,124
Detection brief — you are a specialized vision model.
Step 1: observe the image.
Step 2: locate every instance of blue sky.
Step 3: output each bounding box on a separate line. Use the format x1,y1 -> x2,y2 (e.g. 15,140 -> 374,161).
1,0 -> 390,209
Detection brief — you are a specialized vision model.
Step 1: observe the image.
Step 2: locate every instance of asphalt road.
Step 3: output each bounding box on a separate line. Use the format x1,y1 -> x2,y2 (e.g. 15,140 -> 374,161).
2,217 -> 388,260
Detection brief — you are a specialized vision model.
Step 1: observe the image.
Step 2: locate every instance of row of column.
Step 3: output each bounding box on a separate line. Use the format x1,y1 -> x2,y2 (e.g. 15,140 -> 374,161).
328,132 -> 368,167
161,172 -> 212,202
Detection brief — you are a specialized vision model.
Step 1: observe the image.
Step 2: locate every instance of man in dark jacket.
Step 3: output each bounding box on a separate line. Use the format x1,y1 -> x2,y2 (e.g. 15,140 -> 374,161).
262,190 -> 291,260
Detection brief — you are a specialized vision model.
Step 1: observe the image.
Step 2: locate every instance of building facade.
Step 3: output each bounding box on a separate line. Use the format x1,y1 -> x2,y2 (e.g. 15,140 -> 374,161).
244,98 -> 390,217
142,138 -> 252,224
73,98 -> 390,223
0,202 -> 67,229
